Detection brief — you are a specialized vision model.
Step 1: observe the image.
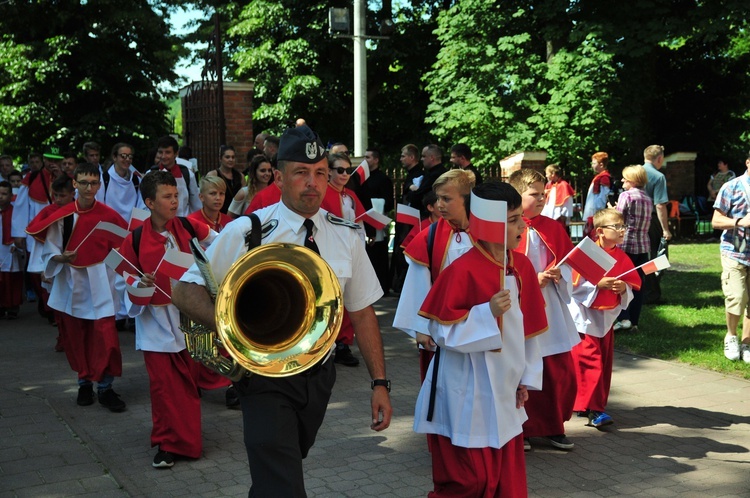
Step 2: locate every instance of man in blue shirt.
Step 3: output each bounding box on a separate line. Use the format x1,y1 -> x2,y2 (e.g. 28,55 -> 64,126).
642,145 -> 672,303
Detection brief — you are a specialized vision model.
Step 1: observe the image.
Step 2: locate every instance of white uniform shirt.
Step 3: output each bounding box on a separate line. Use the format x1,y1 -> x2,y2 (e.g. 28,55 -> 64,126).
523,229 -> 580,356
541,188 -> 574,224
393,230 -> 473,340
103,165 -> 141,221
42,215 -> 116,319
413,275 -> 543,449
181,202 -> 383,315
11,184 -> 47,262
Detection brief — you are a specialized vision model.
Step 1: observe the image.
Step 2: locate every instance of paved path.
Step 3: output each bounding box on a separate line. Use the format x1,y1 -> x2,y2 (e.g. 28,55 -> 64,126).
1,297 -> 749,497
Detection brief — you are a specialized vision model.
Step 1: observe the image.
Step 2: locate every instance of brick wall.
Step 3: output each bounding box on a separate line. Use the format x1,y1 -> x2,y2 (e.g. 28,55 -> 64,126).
663,152 -> 697,201
497,151 -> 548,181
223,82 -> 255,172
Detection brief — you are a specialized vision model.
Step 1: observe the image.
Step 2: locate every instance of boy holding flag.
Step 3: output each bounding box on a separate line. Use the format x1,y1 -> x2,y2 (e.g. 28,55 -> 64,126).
567,208 -> 640,428
39,163 -> 128,411
118,171 -> 215,468
509,169 -> 580,451
416,181 -> 546,496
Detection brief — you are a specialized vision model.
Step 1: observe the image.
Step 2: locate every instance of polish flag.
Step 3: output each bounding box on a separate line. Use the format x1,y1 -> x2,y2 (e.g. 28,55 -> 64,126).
354,159 -> 370,184
615,254 -> 670,279
94,221 -> 130,244
104,249 -> 139,276
123,272 -> 155,306
396,204 -> 420,226
157,248 -> 195,280
558,237 -> 616,284
469,192 -> 506,244
358,208 -> 392,230
128,208 -> 150,231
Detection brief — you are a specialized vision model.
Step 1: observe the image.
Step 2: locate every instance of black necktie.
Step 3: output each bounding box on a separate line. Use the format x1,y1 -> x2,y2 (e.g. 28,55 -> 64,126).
303,218 -> 320,255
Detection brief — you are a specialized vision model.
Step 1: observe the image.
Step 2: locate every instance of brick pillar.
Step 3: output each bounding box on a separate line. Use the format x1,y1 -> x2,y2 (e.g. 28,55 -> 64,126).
663,152 -> 697,201
223,82 -> 255,172
498,151 -> 548,181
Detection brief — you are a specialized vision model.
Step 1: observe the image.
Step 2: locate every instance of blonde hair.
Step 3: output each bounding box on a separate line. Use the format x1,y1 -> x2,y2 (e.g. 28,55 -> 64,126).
199,175 -> 226,194
432,168 -> 475,196
593,208 -> 623,228
508,168 -> 545,195
621,165 -> 648,188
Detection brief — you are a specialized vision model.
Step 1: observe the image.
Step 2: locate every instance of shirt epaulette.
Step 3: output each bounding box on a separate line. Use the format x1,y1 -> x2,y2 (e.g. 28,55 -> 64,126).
261,219 -> 278,239
326,212 -> 361,230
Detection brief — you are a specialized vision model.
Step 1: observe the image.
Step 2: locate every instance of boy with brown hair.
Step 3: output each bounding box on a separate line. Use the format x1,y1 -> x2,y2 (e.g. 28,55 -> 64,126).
509,168 -> 580,451
568,208 -> 640,428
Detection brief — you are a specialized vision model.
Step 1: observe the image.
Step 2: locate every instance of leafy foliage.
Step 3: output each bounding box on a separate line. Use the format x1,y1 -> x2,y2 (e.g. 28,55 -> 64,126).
0,0 -> 184,164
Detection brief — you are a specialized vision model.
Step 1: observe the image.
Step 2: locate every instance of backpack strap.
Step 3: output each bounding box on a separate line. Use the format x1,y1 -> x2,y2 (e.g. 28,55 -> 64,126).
427,221 -> 438,283
178,216 -> 196,239
178,165 -> 192,197
62,215 -> 74,250
132,226 -> 144,258
425,220 -> 439,422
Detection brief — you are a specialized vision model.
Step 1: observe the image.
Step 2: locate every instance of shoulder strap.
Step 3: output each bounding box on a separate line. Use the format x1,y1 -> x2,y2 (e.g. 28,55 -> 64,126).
179,165 -> 192,197
178,216 -> 197,238
62,215 -> 74,250
132,171 -> 140,190
132,226 -> 143,258
427,221 -> 438,283
243,213 -> 262,251
101,168 -> 110,192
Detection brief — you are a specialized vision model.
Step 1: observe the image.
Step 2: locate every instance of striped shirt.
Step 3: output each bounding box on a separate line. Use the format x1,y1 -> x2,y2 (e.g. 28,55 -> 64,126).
714,173 -> 750,266
616,187 -> 652,254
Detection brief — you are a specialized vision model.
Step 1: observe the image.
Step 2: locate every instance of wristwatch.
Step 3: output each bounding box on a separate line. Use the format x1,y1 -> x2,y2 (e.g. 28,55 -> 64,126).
371,379 -> 391,392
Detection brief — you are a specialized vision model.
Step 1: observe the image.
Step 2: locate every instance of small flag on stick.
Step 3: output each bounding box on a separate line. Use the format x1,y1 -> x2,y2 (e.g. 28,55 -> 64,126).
104,249 -> 139,276
156,248 -> 195,281
614,254 -> 670,279
557,237 -> 616,284
353,159 -> 370,184
128,208 -> 150,231
469,192 -> 506,244
123,272 -> 155,306
357,208 -> 392,230
396,204 -> 420,226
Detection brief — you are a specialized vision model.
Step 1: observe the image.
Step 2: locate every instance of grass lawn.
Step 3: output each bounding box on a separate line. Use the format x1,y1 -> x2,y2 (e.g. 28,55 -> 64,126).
615,240 -> 750,380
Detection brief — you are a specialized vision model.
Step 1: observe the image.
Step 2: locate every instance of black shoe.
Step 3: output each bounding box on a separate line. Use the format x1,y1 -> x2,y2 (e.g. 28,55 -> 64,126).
115,319 -> 127,331
334,344 -> 360,367
98,388 -> 126,412
225,386 -> 240,409
77,384 -> 95,406
544,434 -> 574,450
152,449 -> 175,468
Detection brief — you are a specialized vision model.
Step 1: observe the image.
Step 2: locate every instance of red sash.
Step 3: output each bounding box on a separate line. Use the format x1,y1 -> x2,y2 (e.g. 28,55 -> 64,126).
418,247 -> 547,339
26,203 -> 63,242
404,217 -> 473,283
187,209 -> 232,233
321,185 -> 366,220
515,215 -> 574,269
160,163 -> 183,178
22,169 -> 53,204
591,170 -> 611,195
545,180 -> 575,207
120,217 -> 209,305
571,242 -> 641,310
400,218 -> 432,249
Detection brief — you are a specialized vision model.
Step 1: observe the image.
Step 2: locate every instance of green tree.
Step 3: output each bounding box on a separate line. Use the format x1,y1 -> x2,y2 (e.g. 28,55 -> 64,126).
0,0 -> 185,164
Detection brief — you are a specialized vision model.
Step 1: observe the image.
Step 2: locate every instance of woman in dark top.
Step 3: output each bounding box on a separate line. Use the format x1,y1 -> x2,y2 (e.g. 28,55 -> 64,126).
206,145 -> 246,213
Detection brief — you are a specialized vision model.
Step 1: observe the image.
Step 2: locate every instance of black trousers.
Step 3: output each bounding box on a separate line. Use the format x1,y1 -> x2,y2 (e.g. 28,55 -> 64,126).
236,357 -> 336,498
644,213 -> 667,304
366,240 -> 390,295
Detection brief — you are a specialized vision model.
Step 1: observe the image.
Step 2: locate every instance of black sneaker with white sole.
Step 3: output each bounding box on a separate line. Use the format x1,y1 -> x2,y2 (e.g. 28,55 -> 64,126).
152,449 -> 175,468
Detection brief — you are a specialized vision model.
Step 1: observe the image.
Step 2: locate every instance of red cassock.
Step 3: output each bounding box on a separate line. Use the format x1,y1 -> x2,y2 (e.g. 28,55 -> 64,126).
0,203 -> 22,309
571,244 -> 639,412
516,215 -> 578,438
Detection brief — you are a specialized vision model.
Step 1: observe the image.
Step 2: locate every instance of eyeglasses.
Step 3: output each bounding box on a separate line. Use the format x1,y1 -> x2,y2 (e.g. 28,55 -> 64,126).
331,167 -> 356,175
601,224 -> 627,231
76,180 -> 101,189
118,153 -> 134,160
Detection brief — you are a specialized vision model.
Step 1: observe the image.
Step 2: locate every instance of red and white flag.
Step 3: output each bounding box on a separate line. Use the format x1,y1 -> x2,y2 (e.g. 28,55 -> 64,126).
123,272 -> 155,306
396,203 -> 420,226
95,221 -> 129,244
615,254 -> 670,279
354,159 -> 370,184
128,207 -> 150,231
469,192 -> 506,244
558,237 -> 616,284
104,248 -> 139,276
156,248 -> 195,280
357,208 -> 392,230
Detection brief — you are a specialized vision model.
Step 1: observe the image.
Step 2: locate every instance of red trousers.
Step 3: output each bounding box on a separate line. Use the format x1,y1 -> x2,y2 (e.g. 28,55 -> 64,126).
143,350 -> 202,458
58,313 -> 122,381
428,433 -> 527,498
523,351 -> 576,437
571,331 -> 614,412
0,270 -> 22,308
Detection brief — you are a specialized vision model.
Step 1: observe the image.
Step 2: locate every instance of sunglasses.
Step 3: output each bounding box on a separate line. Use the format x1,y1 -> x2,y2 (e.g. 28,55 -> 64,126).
331,166 -> 356,175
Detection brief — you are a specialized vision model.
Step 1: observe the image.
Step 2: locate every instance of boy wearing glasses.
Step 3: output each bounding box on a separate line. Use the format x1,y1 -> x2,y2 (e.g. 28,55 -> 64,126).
568,208 -> 640,428
37,163 -> 129,411
509,168 -> 580,451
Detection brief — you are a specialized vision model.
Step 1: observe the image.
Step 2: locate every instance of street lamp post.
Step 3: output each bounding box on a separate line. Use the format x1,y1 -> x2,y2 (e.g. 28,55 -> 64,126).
353,0 -> 367,156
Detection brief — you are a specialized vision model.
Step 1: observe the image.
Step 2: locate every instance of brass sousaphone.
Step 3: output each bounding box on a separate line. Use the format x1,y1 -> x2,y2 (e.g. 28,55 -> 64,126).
181,242 -> 343,380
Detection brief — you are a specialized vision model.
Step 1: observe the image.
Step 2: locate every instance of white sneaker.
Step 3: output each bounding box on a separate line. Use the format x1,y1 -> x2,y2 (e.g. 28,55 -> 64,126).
724,335 -> 741,361
614,320 -> 632,331
741,343 -> 750,363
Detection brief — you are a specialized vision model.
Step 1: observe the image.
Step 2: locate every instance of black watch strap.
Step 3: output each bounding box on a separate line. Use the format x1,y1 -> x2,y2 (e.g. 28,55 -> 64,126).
371,379 -> 391,392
